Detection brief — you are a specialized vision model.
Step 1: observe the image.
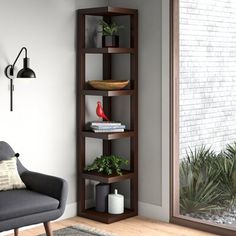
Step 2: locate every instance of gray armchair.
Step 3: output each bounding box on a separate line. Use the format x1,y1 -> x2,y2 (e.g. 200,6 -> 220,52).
0,141 -> 68,236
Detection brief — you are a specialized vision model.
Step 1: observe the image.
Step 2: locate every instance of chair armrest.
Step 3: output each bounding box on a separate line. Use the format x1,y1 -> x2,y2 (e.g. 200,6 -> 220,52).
20,171 -> 68,211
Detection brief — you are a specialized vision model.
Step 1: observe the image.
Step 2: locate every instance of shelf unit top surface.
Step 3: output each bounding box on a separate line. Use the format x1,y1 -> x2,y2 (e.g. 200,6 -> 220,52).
77,6 -> 138,16
82,170 -> 134,183
82,48 -> 135,54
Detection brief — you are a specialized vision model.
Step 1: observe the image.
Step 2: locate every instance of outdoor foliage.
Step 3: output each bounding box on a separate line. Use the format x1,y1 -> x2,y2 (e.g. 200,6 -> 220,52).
219,143 -> 236,206
180,143 -> 236,214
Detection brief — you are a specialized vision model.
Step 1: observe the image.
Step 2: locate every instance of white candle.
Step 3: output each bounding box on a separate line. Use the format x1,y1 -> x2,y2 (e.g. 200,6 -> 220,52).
108,189 -> 124,214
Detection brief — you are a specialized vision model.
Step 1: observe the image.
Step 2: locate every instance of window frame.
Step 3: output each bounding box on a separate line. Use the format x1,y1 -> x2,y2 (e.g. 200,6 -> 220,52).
170,0 -> 236,235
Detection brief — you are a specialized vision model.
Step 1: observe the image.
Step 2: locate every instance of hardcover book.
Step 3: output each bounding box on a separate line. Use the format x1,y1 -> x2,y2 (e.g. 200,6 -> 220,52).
92,129 -> 124,133
89,121 -> 122,126
91,125 -> 126,130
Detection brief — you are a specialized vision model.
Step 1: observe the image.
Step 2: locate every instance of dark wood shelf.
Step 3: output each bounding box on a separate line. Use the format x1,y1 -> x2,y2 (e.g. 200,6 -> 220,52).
80,208 -> 136,224
81,89 -> 134,96
82,48 -> 135,54
82,130 -> 134,140
81,170 -> 134,183
77,6 -> 138,16
77,6 -> 138,224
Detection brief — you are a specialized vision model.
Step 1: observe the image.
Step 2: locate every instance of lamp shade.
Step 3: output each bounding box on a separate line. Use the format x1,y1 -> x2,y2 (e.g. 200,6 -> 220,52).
17,57 -> 36,78
17,68 -> 36,78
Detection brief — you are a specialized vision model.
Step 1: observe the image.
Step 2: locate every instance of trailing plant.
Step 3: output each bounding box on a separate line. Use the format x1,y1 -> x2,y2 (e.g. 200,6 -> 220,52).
98,20 -> 124,36
85,155 -> 128,176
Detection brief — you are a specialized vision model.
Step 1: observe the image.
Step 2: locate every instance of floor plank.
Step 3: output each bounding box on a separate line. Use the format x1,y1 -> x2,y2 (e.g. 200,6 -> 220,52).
5,216 -> 217,236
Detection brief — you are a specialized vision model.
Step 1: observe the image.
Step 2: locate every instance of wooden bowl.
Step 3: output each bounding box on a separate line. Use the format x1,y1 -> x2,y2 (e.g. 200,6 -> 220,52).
88,80 -> 129,90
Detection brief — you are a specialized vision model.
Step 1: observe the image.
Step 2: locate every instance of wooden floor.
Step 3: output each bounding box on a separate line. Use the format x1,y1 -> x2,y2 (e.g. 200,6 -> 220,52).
6,216 -> 217,236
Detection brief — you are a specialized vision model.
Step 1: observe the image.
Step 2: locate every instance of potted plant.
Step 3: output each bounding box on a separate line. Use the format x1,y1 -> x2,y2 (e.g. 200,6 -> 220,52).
85,155 -> 128,176
98,20 -> 124,48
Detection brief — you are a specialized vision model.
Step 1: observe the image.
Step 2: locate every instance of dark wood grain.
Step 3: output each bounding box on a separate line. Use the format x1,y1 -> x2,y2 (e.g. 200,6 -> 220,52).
82,130 -> 134,140
102,49 -> 112,156
82,48 -> 135,54
130,10 -> 139,215
81,89 -> 134,96
77,11 -> 86,216
82,170 -> 134,183
77,7 -> 137,16
14,229 -> 19,236
43,222 -> 52,236
77,7 -> 138,224
80,208 -> 136,224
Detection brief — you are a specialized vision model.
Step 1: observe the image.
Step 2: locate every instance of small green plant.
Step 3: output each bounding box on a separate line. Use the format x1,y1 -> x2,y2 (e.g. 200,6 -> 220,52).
98,20 -> 124,36
85,155 -> 128,176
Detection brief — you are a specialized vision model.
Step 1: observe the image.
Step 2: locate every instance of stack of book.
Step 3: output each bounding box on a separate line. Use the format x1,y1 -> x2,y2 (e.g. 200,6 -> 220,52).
89,121 -> 126,133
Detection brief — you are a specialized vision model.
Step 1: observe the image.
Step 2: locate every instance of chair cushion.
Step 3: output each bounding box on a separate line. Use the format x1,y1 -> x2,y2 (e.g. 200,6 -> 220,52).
0,189 -> 59,221
0,157 -> 26,191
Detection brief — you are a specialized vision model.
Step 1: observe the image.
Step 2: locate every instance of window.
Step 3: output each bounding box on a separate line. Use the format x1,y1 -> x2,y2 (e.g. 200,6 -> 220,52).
171,0 -> 236,234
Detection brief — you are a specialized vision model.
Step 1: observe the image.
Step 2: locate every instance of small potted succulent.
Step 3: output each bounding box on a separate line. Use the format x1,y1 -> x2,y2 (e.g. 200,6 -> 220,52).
85,155 -> 128,176
98,20 -> 124,48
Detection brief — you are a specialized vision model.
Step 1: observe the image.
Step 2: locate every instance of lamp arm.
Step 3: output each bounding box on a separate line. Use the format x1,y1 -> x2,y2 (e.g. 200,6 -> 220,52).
4,46 -> 34,112
12,47 -> 27,68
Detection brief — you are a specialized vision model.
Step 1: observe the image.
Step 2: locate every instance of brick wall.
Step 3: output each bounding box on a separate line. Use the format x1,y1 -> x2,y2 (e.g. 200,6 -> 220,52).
179,0 -> 236,158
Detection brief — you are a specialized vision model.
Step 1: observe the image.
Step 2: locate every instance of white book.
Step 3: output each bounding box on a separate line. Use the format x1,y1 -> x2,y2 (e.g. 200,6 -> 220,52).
89,121 -> 122,126
91,125 -> 126,130
92,129 -> 124,133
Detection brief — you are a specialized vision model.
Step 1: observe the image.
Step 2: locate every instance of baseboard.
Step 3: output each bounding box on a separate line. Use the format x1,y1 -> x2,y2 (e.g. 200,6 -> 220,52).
138,201 -> 169,222
59,202 -> 77,220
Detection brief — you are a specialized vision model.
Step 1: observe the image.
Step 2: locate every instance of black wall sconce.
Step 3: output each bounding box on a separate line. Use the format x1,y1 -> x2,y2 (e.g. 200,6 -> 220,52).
5,47 -> 36,111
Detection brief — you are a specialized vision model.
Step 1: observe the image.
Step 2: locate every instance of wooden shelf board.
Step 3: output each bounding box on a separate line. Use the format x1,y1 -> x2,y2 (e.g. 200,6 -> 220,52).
81,89 -> 134,96
77,6 -> 138,16
81,170 -> 134,183
82,130 -> 134,140
79,208 -> 137,224
82,48 -> 135,54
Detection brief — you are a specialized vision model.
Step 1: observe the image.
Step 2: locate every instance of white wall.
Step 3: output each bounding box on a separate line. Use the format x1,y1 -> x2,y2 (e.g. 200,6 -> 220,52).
0,0 -> 170,224
0,0 -> 106,218
109,0 -> 170,221
0,0 -> 76,205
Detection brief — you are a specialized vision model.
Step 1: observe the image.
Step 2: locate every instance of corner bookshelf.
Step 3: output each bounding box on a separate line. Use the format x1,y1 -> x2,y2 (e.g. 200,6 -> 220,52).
76,6 -> 138,224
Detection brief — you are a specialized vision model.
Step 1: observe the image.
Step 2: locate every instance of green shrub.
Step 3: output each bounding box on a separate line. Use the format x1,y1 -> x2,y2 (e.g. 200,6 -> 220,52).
180,143 -> 236,214
180,147 -> 223,214
218,143 -> 236,207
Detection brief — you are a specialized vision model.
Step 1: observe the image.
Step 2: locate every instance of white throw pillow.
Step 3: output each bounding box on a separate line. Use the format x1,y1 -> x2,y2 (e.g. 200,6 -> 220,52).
0,157 -> 26,191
